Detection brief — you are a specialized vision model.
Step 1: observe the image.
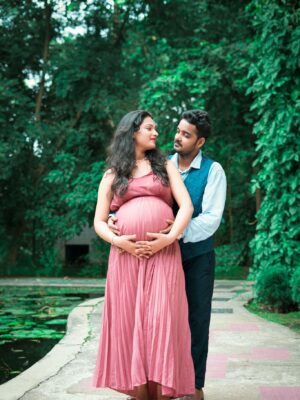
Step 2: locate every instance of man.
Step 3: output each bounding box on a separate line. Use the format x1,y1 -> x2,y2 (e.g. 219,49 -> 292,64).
167,109 -> 226,400
109,109 -> 226,400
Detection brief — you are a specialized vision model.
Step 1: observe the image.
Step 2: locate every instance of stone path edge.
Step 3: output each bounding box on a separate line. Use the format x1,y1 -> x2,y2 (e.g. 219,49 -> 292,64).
0,297 -> 104,400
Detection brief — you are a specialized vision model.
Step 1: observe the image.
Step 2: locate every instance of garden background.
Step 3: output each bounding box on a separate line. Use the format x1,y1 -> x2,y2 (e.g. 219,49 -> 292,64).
0,0 -> 299,312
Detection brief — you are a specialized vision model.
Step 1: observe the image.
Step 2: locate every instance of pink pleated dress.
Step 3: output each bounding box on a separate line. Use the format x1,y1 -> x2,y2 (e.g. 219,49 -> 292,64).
93,172 -> 195,398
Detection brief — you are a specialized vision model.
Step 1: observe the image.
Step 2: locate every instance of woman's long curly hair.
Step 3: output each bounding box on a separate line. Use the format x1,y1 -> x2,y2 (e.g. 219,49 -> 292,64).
106,110 -> 169,196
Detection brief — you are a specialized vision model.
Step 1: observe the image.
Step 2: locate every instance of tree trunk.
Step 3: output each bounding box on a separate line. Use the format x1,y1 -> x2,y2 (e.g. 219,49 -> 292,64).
5,223 -> 25,272
35,1 -> 51,121
7,242 -> 18,266
32,1 -> 52,263
32,220 -> 36,264
226,160 -> 234,244
112,2 -> 131,46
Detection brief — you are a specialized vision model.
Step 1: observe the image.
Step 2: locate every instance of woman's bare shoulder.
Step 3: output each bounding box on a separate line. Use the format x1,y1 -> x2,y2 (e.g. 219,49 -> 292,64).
98,169 -> 115,193
165,159 -> 178,174
103,168 -> 116,180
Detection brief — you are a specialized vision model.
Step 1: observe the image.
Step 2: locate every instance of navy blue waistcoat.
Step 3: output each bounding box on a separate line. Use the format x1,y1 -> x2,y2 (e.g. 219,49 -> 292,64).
171,156 -> 215,261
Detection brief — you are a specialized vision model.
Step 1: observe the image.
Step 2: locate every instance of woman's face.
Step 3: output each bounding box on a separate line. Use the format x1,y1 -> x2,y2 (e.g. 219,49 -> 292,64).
134,116 -> 158,152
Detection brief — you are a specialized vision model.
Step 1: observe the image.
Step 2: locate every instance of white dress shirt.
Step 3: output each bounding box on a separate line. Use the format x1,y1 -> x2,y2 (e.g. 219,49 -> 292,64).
170,150 -> 227,243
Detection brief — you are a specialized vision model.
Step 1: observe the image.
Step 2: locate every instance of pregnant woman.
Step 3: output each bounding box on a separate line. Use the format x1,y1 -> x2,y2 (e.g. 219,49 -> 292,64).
93,110 -> 195,399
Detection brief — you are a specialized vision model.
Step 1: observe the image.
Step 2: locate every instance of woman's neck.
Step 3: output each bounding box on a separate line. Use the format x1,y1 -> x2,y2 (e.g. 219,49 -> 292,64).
135,150 -> 146,161
132,152 -> 151,177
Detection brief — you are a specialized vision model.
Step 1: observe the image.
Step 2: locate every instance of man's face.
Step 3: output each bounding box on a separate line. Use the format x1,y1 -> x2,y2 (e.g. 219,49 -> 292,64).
173,119 -> 205,156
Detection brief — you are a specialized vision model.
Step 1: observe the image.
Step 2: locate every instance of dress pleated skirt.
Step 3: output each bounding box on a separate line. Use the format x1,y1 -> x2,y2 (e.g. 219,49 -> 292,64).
93,242 -> 195,398
93,183 -> 195,398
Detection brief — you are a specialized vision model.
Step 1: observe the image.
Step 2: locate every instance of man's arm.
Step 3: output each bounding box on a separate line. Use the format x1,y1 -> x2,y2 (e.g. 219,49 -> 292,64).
182,162 -> 227,243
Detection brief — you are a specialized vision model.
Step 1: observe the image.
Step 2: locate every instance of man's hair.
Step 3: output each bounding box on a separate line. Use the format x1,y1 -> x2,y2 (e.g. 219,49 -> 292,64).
181,109 -> 211,138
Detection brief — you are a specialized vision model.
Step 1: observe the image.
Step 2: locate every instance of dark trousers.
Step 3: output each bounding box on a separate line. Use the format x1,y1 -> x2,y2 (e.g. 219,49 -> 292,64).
183,250 -> 215,389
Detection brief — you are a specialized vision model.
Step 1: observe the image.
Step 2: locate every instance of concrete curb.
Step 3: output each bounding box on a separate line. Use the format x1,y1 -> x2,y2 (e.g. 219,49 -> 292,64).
0,297 -> 104,400
0,277 -> 105,288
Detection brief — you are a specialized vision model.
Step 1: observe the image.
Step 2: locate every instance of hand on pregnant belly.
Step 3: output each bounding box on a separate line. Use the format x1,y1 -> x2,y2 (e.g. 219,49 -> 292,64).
113,234 -> 139,256
115,196 -> 175,256
136,232 -> 174,256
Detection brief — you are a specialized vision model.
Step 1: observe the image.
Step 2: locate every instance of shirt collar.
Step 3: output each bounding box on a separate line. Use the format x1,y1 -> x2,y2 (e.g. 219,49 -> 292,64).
170,150 -> 202,173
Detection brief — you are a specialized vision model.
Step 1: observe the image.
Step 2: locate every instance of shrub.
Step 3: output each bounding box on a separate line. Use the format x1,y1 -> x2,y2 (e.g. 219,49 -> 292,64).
79,238 -> 110,278
215,243 -> 249,279
215,243 -> 243,269
291,267 -> 300,309
38,248 -> 63,277
255,265 -> 294,312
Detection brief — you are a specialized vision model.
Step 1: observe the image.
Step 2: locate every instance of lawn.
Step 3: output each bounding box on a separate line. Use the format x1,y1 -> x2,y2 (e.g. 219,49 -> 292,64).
245,299 -> 300,335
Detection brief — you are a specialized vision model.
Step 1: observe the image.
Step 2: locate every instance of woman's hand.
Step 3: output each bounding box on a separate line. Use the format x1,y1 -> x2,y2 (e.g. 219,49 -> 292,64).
113,234 -> 139,256
113,234 -> 153,259
136,232 -> 174,256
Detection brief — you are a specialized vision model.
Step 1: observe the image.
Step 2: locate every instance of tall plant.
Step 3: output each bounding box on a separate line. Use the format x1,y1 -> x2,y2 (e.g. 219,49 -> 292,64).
248,0 -> 300,277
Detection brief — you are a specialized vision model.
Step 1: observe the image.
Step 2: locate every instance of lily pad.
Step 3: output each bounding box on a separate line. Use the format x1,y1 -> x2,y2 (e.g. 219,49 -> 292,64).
44,319 -> 67,325
0,285 -> 103,385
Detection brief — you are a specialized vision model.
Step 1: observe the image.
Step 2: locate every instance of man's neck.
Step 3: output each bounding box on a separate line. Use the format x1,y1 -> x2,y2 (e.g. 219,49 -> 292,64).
178,152 -> 199,170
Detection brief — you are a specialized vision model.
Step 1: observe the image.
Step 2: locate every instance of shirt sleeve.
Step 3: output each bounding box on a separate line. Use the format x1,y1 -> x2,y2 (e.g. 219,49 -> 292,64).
182,162 -> 227,243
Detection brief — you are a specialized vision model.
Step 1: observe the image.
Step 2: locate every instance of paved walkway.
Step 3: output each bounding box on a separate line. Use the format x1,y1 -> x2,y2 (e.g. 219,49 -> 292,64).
0,280 -> 299,400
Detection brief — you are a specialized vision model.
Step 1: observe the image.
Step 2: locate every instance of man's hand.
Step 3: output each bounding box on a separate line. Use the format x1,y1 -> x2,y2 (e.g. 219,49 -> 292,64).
159,219 -> 174,234
108,215 -> 120,235
108,216 -> 124,253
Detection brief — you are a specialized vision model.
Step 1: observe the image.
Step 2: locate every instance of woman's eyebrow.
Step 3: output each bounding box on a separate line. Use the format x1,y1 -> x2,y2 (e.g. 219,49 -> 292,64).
144,123 -> 157,129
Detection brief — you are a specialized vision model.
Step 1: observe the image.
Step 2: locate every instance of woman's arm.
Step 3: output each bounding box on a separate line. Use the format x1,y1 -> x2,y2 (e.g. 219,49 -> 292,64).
94,171 -> 138,255
93,171 -> 116,243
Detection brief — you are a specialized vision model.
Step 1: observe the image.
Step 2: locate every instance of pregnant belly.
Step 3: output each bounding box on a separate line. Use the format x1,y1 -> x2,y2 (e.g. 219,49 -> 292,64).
116,196 -> 174,241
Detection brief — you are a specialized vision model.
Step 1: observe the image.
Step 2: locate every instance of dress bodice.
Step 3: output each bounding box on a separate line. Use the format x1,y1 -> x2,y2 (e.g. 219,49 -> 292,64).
110,171 -> 173,211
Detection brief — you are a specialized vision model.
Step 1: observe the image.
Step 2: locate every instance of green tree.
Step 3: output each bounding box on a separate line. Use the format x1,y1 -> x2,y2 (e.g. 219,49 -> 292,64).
3,0 -> 284,278
124,0 -> 256,248
0,0 -> 141,273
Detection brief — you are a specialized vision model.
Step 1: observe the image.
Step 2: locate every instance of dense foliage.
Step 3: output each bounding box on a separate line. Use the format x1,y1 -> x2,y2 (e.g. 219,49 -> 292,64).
255,265 -> 294,312
0,0 -> 298,309
247,0 -> 300,309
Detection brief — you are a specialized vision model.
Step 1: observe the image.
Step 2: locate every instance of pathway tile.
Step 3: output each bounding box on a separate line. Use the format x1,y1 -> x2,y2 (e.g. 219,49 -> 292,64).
260,386 -> 300,400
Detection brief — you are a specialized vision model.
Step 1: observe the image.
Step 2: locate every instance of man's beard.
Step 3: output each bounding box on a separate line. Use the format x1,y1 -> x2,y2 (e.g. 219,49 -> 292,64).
174,142 -> 194,157
173,141 -> 182,152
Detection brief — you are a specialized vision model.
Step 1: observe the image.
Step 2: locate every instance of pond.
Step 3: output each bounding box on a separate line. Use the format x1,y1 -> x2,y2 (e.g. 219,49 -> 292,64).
0,285 -> 104,385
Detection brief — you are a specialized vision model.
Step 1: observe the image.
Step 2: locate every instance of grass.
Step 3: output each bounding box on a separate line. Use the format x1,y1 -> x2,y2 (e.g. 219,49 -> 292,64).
214,243 -> 249,280
245,299 -> 300,335
215,265 -> 249,280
